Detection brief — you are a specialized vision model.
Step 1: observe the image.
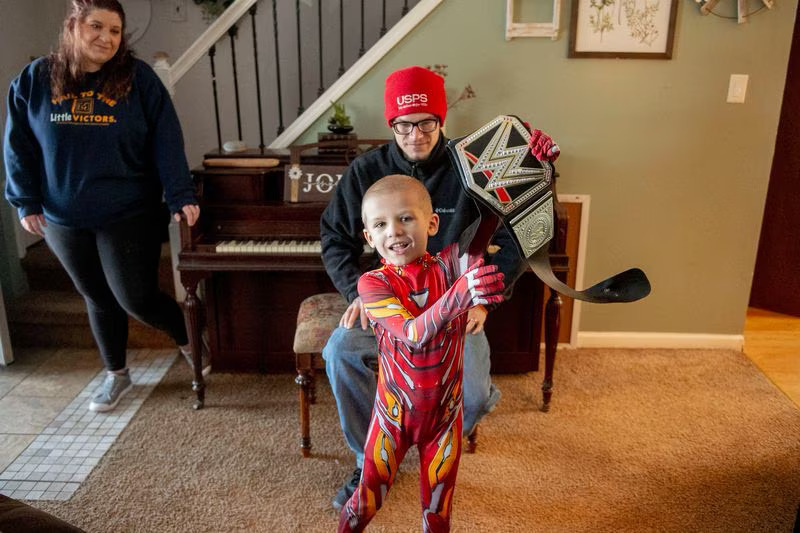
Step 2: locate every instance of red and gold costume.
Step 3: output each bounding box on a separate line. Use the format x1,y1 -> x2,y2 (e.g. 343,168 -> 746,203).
338,217 -> 504,533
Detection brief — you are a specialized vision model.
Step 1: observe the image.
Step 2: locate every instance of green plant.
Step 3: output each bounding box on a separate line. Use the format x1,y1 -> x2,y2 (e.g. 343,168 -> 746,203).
328,101 -> 352,129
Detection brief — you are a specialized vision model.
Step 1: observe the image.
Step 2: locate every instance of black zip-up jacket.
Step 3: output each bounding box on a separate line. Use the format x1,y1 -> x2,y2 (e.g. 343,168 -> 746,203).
320,135 -> 525,304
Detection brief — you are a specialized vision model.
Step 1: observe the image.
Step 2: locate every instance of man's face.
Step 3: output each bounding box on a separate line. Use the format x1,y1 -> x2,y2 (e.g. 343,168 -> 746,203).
390,112 -> 441,162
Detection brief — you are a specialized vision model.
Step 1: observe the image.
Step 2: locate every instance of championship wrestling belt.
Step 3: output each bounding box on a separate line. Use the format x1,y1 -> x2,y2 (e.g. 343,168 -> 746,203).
447,115 -> 650,303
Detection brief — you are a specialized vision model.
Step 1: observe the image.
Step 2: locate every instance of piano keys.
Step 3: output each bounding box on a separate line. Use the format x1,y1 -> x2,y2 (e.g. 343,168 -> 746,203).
215,239 -> 322,254
214,239 -> 372,255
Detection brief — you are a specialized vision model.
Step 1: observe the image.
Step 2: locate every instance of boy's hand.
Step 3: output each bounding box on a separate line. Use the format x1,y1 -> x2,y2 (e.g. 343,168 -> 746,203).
456,259 -> 505,309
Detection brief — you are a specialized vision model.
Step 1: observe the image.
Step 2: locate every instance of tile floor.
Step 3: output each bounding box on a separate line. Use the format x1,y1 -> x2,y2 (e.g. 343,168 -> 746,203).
0,348 -> 175,501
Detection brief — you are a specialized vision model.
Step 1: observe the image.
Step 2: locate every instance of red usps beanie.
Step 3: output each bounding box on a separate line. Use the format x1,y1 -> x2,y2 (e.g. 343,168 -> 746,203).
384,66 -> 448,127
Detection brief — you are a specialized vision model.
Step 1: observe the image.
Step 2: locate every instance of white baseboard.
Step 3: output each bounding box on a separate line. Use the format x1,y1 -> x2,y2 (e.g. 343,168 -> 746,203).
577,332 -> 744,351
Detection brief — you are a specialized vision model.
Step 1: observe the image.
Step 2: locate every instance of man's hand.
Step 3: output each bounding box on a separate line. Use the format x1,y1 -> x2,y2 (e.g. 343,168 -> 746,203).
528,129 -> 560,163
174,204 -> 200,227
21,214 -> 47,237
465,304 -> 487,335
340,296 -> 369,330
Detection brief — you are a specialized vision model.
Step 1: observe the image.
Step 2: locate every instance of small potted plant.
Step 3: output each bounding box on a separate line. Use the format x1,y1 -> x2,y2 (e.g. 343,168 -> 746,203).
327,101 -> 353,134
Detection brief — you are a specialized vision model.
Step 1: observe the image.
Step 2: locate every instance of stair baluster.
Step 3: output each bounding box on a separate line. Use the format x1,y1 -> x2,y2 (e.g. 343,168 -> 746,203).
380,0 -> 388,37
272,0 -> 285,135
227,25 -> 244,142
295,0 -> 304,116
317,0 -> 324,97
338,0 -> 345,77
208,45 -> 222,153
249,5 -> 266,150
359,0 -> 366,57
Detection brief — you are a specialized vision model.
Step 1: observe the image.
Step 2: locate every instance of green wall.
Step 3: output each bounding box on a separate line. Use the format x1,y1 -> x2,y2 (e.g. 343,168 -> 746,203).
300,0 -> 797,336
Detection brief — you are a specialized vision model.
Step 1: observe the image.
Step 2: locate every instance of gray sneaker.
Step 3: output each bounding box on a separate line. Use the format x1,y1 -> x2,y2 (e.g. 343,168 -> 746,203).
89,370 -> 133,412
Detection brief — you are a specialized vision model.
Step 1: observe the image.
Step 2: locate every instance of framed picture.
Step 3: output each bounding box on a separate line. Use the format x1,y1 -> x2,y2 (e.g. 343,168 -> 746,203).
568,0 -> 678,59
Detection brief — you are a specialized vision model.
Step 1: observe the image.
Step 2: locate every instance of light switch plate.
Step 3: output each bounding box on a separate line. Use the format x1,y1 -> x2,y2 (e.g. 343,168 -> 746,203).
727,74 -> 749,104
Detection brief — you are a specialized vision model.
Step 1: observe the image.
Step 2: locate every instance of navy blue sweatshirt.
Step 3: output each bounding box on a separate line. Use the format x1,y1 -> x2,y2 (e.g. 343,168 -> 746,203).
4,57 -> 196,227
320,135 -> 525,304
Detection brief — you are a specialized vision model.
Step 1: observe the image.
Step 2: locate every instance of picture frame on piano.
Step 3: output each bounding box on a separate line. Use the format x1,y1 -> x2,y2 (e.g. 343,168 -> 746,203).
284,164 -> 347,203
284,138 -> 389,203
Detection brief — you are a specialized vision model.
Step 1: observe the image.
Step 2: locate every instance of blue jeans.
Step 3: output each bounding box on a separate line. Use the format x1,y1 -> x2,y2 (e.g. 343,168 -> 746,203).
323,325 -> 501,469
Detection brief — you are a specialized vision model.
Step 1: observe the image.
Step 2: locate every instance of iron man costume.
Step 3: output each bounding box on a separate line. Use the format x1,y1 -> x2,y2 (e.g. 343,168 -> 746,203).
338,216 -> 504,533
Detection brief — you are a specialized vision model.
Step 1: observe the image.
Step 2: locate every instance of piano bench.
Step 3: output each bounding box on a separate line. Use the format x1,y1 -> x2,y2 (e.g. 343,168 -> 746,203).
293,292 -> 349,458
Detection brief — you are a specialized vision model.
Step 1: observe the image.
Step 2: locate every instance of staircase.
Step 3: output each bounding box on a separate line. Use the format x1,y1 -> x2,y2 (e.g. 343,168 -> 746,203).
154,0 -> 443,149
7,241 -> 176,350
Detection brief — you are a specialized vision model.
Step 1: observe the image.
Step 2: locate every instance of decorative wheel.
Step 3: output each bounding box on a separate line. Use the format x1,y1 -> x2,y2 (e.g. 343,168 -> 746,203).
695,0 -> 774,23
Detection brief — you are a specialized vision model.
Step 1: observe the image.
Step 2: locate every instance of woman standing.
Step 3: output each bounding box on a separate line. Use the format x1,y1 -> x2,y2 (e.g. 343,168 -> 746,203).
4,0 -> 205,412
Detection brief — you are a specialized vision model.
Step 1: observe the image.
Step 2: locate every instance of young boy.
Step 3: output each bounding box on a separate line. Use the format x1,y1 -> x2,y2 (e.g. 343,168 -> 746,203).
338,174 -> 505,533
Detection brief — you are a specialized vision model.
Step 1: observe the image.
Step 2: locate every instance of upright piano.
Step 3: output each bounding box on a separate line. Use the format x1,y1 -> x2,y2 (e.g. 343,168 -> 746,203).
177,144 -> 568,409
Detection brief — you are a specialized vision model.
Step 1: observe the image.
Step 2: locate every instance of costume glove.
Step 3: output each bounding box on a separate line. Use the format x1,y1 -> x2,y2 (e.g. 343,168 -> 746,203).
528,128 -> 560,163
359,259 -> 505,348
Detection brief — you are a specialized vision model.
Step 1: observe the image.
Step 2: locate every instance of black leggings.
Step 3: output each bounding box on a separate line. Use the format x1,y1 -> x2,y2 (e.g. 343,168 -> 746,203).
44,210 -> 188,371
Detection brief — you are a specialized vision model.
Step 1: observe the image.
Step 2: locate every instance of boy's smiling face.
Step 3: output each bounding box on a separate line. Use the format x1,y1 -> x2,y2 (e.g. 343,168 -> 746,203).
362,188 -> 439,266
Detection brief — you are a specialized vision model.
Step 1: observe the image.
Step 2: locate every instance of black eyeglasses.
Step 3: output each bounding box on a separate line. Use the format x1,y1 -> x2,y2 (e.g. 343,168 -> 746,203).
390,118 -> 439,135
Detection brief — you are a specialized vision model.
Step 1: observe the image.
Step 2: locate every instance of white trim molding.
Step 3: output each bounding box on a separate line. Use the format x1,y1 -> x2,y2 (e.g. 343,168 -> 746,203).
557,194 -> 589,348
577,332 -> 744,351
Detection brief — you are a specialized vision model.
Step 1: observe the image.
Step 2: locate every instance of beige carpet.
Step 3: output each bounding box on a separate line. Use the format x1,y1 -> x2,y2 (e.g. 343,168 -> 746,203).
31,348 -> 800,532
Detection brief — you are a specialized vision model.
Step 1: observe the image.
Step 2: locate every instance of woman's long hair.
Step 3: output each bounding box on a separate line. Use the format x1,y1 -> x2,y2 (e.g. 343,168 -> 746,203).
49,0 -> 135,100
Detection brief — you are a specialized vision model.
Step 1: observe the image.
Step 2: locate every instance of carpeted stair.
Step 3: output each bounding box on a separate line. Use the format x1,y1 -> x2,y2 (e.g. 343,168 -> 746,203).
7,240 -> 175,349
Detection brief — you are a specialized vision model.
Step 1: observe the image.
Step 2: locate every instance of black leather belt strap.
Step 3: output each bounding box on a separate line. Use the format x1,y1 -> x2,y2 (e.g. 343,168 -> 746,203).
528,246 -> 650,303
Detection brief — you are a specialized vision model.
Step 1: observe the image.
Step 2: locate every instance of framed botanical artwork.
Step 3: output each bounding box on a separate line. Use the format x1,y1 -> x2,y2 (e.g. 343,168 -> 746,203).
568,0 -> 679,59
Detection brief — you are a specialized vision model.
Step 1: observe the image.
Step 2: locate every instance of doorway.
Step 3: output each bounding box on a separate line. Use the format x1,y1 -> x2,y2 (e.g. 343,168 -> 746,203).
749,11 -> 800,317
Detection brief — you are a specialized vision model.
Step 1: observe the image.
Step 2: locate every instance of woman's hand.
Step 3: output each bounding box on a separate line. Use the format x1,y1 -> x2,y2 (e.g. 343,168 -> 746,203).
21,214 -> 47,237
174,204 -> 200,226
